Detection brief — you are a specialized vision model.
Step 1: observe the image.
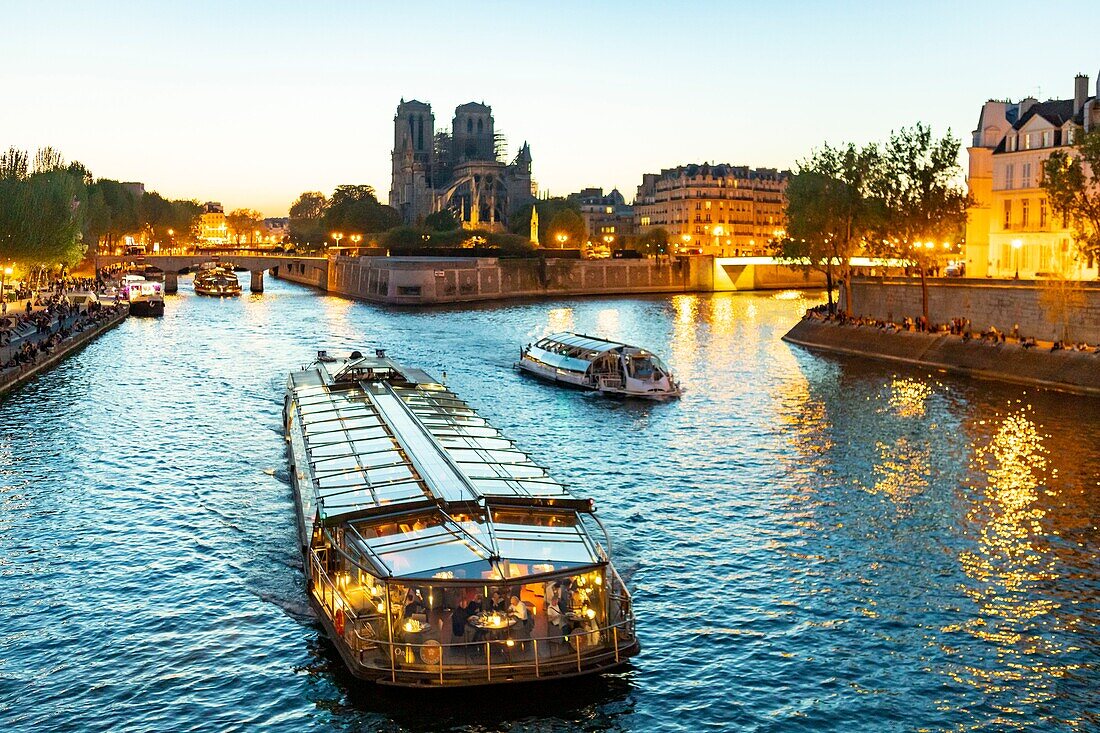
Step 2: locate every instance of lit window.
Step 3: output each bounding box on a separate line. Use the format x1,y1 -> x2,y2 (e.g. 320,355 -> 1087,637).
1021,198 -> 1029,227
1024,133 -> 1031,150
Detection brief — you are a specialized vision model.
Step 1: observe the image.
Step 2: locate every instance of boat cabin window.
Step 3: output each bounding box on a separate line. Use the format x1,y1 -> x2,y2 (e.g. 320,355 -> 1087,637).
349,513 -> 495,580
625,353 -> 667,381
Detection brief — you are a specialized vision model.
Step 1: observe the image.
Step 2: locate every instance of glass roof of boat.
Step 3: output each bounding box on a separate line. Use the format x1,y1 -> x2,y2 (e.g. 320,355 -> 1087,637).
345,507 -> 601,581
540,332 -> 638,354
293,383 -> 434,520
391,384 -> 570,500
289,357 -> 606,581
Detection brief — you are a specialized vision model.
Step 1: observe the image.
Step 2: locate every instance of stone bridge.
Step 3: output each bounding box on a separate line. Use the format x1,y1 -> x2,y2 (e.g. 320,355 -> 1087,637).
95,253 -> 328,293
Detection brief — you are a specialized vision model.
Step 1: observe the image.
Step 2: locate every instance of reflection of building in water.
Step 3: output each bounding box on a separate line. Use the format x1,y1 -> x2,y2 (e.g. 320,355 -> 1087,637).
389,99 -> 536,229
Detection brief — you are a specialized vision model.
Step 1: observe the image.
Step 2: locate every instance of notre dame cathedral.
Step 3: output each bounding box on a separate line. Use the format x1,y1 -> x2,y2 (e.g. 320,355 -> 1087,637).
388,100 -> 535,230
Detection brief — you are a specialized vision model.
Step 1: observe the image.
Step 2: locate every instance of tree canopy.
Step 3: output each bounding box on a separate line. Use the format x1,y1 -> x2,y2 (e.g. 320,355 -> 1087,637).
1042,126 -> 1100,267
288,186 -> 401,245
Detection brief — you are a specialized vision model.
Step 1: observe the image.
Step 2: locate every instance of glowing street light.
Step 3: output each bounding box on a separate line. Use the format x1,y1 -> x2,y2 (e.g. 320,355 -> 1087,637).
350,234 -> 362,247
1011,238 -> 1023,279
330,232 -> 344,249
556,233 -> 568,248
1,265 -> 12,306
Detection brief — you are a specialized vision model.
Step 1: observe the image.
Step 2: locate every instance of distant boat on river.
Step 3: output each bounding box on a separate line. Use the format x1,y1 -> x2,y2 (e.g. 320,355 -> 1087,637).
193,265 -> 241,296
515,332 -> 682,399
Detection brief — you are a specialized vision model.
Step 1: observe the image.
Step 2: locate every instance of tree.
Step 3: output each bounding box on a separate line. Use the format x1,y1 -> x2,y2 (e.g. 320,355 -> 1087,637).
509,197 -> 582,244
425,209 -> 460,231
0,147 -> 29,180
1042,126 -> 1100,271
545,208 -> 586,248
637,227 -> 670,257
779,143 -> 881,314
323,185 -> 401,238
227,208 -> 264,244
289,191 -> 328,245
868,124 -> 969,323
1039,270 -> 1086,343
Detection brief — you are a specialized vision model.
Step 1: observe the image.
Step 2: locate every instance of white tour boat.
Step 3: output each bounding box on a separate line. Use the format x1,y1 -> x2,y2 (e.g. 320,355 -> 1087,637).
119,275 -> 164,317
515,332 -> 682,399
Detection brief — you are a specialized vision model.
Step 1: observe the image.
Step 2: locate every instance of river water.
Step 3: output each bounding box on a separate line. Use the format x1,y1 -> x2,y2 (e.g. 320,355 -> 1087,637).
1,275 -> 1098,733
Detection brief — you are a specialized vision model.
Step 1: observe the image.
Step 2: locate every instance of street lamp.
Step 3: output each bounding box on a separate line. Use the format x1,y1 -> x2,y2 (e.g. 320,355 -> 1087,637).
556,233 -> 568,248
681,233 -> 691,253
350,234 -> 362,248
1,266 -> 12,306
1011,238 -> 1023,279
330,232 -> 344,249
713,226 -> 724,254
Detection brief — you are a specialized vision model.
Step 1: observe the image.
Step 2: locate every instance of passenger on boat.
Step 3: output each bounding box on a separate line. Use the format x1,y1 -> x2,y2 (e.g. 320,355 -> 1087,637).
489,590 -> 508,613
547,589 -> 570,637
451,603 -> 470,640
403,590 -> 427,618
509,595 -> 532,635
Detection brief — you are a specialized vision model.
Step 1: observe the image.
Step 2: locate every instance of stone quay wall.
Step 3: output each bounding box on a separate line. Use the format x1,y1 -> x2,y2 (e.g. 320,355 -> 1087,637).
843,277 -> 1100,344
275,255 -> 823,305
783,318 -> 1100,397
0,307 -> 129,398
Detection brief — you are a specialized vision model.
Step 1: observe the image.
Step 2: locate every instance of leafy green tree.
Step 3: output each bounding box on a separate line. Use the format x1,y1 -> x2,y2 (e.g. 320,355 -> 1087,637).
1041,126 -> 1100,269
868,124 -> 969,322
425,209 -> 460,231
779,143 -> 881,313
322,184 -> 401,237
289,191 -> 327,244
509,197 -> 581,244
545,208 -> 585,248
636,227 -> 670,256
226,208 -> 264,244
0,147 -> 29,180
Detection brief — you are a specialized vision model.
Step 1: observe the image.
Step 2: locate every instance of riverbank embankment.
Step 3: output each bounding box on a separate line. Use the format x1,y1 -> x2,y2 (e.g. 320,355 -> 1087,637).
783,318 -> 1100,397
275,255 -> 824,304
845,277 -> 1100,344
0,306 -> 128,397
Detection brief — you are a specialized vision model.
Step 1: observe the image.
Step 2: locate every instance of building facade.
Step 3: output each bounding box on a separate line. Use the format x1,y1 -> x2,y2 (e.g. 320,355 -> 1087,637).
965,71 -> 1100,279
199,202 -> 228,245
577,187 -> 635,245
389,100 -> 536,230
633,163 -> 788,256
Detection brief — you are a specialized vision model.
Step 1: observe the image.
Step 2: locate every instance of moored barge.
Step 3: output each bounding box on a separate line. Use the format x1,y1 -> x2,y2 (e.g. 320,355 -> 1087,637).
283,350 -> 639,687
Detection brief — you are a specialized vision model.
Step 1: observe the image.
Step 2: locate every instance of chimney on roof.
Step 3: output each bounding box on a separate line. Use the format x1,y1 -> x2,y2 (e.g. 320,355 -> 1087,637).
1075,74 -> 1090,115
1019,96 -> 1038,116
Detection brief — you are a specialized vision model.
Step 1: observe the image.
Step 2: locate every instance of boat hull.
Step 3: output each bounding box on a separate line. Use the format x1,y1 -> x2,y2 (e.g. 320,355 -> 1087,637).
515,359 -> 681,399
194,287 -> 242,296
128,299 -> 164,317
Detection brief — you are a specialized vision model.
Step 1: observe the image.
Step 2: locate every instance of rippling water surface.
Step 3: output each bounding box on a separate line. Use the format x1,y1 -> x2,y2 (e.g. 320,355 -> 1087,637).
2,276 -> 1098,732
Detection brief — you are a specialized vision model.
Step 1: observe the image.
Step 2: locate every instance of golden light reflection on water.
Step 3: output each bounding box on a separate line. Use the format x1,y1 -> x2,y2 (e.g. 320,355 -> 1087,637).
946,407 -> 1073,706
546,307 -> 574,334
595,309 -> 620,340
869,438 -> 929,506
886,377 -> 934,418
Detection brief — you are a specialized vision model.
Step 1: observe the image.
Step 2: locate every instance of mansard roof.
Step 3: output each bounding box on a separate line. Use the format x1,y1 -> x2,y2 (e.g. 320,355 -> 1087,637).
1014,99 -> 1077,130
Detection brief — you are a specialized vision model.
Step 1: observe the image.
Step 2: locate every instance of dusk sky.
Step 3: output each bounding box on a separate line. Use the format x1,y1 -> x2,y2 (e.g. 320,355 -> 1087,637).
2,0 -> 1097,216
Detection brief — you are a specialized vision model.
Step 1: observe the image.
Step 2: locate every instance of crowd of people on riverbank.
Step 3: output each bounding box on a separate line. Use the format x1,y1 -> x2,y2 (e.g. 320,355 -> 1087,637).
1,279 -> 124,374
803,304 -> 1099,355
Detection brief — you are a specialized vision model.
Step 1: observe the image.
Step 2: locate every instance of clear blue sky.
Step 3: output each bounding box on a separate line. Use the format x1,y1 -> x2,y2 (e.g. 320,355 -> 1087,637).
1,1 -> 1097,215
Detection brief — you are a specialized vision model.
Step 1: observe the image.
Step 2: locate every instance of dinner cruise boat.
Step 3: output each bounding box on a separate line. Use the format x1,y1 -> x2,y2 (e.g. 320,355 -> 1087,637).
284,349 -> 638,687
515,332 -> 682,399
119,275 -> 164,317
193,266 -> 241,296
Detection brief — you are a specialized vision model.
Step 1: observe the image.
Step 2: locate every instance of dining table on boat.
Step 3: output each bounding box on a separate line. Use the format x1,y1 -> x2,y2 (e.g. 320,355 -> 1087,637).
467,612 -> 517,641
399,618 -> 427,663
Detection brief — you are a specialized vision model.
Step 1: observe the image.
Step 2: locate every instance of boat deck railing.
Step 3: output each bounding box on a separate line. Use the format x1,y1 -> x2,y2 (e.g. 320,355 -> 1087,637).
309,549 -> 637,686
